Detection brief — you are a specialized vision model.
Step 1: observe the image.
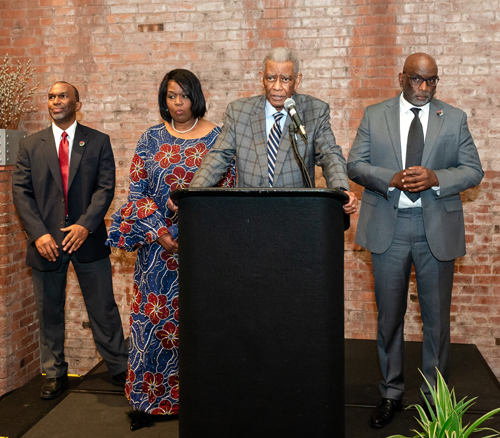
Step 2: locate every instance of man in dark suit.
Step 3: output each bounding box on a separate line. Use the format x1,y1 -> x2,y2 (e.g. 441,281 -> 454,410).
347,53 -> 483,428
173,47 -> 357,213
12,82 -> 128,399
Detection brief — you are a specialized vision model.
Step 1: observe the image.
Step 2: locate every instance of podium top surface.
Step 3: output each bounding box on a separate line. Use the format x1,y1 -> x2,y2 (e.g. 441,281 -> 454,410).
171,187 -> 349,203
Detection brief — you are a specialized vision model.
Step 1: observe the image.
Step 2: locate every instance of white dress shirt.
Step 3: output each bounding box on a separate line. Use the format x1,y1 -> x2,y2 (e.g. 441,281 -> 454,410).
52,120 -> 77,165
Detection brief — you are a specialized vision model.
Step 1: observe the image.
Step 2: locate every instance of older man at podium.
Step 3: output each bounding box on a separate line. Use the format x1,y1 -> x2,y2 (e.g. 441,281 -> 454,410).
169,47 -> 357,215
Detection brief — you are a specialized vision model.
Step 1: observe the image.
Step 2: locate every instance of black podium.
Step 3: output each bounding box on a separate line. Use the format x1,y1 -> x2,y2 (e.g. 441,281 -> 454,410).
174,188 -> 348,438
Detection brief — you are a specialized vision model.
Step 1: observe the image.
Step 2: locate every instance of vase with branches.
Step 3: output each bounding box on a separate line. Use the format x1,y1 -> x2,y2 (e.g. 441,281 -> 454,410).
0,54 -> 39,130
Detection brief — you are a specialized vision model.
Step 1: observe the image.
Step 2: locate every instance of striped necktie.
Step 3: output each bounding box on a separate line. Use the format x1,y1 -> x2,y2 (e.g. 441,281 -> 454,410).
267,112 -> 284,187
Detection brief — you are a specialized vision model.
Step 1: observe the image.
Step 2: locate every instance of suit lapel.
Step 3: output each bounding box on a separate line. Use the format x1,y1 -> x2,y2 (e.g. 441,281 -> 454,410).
250,96 -> 270,184
421,99 -> 444,167
384,96 -> 403,170
68,123 -> 86,190
40,127 -> 64,194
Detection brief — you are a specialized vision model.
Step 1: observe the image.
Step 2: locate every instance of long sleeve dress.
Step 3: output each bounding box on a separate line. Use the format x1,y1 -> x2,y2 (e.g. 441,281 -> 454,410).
107,123 -> 235,414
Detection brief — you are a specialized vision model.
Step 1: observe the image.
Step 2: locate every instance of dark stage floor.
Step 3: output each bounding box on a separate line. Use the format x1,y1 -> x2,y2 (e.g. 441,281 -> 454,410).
1,339 -> 499,438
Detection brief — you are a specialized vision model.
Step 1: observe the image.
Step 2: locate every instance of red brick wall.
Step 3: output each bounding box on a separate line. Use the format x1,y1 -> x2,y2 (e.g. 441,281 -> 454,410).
1,0 -> 499,393
0,169 -> 40,396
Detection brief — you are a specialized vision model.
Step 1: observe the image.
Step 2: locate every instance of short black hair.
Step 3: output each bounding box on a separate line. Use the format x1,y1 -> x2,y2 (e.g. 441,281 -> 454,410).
52,81 -> 80,102
158,69 -> 206,122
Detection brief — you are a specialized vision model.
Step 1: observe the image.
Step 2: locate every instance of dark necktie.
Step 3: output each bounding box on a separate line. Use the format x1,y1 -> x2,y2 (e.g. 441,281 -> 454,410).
267,112 -> 284,187
405,108 -> 424,202
59,131 -> 69,215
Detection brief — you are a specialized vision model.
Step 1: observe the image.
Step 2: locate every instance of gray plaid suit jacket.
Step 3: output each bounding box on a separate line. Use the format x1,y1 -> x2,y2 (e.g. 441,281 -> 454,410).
191,93 -> 349,189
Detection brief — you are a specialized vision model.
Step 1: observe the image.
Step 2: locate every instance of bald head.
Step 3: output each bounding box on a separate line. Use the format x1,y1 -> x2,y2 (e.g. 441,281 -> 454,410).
399,53 -> 439,106
403,53 -> 438,75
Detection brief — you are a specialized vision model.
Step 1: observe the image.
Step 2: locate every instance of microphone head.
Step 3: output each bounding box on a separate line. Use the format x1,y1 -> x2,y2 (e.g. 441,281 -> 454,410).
284,98 -> 295,110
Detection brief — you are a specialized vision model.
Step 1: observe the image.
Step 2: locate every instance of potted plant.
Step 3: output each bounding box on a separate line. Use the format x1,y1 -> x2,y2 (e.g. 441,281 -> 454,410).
388,369 -> 500,438
0,54 -> 39,166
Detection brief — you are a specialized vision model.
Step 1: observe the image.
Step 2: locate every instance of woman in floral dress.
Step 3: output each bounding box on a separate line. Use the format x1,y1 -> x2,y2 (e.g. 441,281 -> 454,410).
107,69 -> 235,431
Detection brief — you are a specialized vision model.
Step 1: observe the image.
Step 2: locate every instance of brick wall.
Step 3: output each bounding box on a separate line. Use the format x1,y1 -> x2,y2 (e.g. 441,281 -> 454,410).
1,0 -> 499,393
0,169 -> 40,396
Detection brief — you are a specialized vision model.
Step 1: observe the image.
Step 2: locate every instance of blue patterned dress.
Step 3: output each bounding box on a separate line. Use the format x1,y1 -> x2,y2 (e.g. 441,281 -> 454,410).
107,123 -> 234,415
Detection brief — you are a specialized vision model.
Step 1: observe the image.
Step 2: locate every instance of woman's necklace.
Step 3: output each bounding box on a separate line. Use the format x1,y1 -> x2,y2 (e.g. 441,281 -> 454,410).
171,118 -> 198,134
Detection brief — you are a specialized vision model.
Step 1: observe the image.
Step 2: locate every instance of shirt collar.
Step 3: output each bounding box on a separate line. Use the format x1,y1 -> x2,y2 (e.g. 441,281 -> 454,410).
52,120 -> 78,140
265,99 -> 287,120
400,92 -> 430,116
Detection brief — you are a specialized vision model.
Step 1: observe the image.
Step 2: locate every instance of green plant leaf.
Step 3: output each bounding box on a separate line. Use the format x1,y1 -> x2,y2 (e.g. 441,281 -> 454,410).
411,404 -> 431,424
394,369 -> 500,438
462,407 -> 500,438
429,421 -> 439,437
437,415 -> 456,438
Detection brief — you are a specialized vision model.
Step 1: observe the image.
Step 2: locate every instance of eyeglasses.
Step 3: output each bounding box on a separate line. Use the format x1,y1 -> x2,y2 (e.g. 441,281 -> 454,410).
403,73 -> 440,88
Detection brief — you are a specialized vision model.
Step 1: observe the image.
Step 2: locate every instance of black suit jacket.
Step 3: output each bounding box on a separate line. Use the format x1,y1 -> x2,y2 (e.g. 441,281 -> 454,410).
12,123 -> 115,271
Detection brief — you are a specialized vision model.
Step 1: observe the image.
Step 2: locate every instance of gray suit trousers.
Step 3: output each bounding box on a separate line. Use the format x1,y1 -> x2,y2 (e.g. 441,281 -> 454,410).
31,253 -> 128,377
371,208 -> 454,400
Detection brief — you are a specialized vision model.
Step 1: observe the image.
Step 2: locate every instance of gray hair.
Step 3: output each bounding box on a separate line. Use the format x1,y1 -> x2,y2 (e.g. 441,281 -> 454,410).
262,48 -> 300,76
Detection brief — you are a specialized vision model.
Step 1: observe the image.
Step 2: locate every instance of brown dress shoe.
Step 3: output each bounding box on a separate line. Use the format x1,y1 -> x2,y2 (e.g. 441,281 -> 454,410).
40,375 -> 68,400
370,397 -> 403,428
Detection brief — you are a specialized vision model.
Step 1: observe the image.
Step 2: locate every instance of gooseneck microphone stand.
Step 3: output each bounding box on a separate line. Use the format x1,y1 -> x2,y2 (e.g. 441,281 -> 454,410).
289,121 -> 312,188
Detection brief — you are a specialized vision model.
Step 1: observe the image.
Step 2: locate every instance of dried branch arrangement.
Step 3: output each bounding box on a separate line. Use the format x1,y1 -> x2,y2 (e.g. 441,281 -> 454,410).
0,54 -> 40,130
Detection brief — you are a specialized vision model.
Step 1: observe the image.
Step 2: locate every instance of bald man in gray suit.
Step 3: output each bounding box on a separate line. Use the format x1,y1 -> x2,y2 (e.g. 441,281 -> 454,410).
347,53 -> 483,428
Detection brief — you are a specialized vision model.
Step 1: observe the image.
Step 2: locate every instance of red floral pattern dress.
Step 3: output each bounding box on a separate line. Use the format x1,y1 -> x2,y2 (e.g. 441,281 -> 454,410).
107,124 -> 235,415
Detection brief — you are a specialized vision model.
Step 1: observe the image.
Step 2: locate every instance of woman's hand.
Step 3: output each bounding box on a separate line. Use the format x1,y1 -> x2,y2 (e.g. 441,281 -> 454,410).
167,196 -> 178,212
157,233 -> 179,253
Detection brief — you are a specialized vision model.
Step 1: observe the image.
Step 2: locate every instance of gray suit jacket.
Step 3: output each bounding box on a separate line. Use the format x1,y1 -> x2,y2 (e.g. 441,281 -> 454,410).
191,93 -> 349,189
12,123 -> 115,271
347,94 -> 483,261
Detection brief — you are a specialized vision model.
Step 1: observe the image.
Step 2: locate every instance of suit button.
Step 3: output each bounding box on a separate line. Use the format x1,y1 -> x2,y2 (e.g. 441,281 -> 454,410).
393,205 -> 397,209
62,198 -> 65,202
60,220 -> 64,225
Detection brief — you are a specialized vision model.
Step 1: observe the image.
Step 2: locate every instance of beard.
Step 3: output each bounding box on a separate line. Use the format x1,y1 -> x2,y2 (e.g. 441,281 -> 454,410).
402,82 -> 436,107
50,112 -> 66,120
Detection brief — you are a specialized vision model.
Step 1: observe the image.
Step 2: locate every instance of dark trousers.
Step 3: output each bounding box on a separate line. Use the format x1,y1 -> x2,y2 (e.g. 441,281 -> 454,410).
371,208 -> 455,401
31,252 -> 127,378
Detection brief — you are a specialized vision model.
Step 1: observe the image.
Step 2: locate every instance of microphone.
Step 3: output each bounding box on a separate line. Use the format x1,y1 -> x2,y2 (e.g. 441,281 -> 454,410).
284,98 -> 307,140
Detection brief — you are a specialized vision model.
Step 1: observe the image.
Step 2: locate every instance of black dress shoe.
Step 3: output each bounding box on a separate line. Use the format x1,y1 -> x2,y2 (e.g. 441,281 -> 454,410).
111,370 -> 127,387
127,409 -> 150,431
370,398 -> 403,428
40,375 -> 68,400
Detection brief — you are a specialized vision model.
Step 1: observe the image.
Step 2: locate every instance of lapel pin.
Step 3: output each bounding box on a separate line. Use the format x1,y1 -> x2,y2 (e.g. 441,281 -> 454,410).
79,141 -> 85,146
437,110 -> 443,117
